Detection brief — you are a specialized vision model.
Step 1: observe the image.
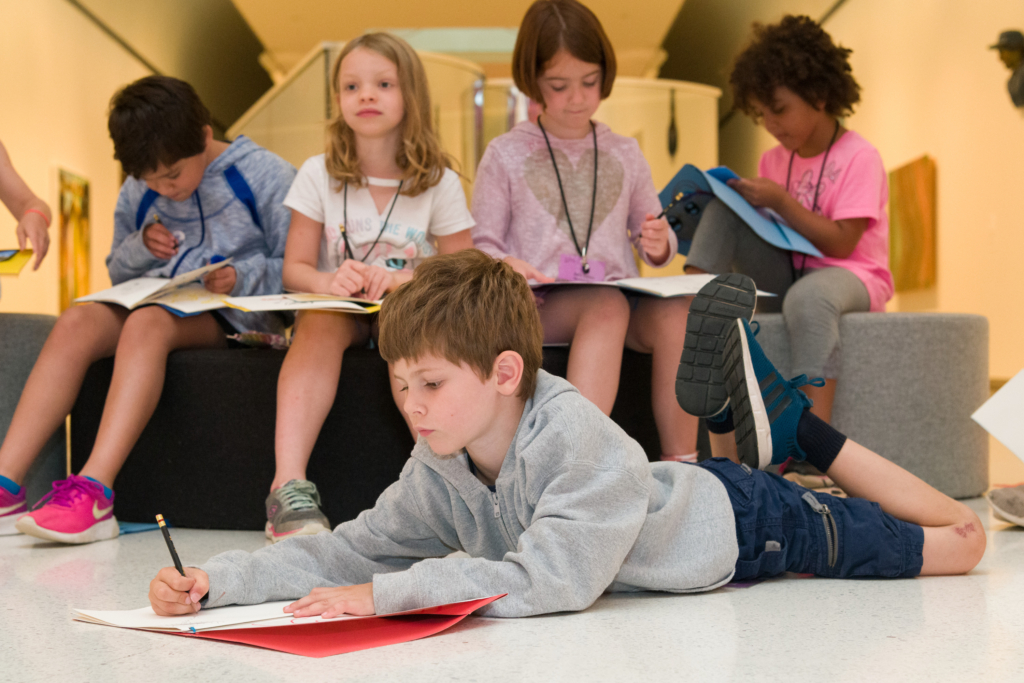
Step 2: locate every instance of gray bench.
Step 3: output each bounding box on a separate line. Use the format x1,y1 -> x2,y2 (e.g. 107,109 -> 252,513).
0,314 -> 66,504
752,312 -> 989,499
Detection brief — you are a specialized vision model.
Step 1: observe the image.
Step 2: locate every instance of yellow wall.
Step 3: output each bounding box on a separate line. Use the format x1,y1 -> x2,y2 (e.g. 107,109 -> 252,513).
723,0 -> 1024,380
0,0 -> 148,317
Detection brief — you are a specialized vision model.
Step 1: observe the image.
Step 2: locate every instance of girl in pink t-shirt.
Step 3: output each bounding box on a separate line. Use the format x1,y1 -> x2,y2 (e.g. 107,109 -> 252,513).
684,15 -> 892,432
473,0 -> 700,462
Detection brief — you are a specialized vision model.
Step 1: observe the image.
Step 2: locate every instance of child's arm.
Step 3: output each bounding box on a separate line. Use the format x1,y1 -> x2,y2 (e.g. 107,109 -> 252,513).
106,182 -> 166,285
192,460 -> 457,612
281,210 -> 371,296
728,177 -> 868,258
149,567 -> 209,616
0,139 -> 51,270
627,149 -> 678,268
470,146 -> 554,283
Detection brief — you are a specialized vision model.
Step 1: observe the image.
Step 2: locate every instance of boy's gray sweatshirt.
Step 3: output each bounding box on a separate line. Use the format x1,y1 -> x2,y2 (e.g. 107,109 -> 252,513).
201,371 -> 739,618
106,136 -> 296,333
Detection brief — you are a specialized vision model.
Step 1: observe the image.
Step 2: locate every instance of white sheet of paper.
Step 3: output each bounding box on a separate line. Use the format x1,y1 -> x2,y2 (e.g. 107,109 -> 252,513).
74,259 -> 233,309
225,294 -> 378,313
614,274 -> 777,298
72,594 -> 501,633
531,274 -> 775,298
972,369 -> 1024,462
153,282 -> 228,314
71,601 -> 352,632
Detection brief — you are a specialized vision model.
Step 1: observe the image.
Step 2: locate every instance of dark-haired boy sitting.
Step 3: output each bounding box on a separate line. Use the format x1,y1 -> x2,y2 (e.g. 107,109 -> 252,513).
149,254 -> 985,620
0,76 -> 295,544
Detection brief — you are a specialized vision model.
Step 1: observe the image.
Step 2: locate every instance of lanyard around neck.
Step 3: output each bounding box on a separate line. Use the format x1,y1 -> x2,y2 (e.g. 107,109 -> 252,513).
786,119 -> 840,279
537,117 -> 599,273
341,179 -> 403,263
785,119 -> 840,214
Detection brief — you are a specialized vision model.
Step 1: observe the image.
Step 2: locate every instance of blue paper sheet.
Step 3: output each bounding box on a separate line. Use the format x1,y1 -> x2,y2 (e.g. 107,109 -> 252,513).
660,165 -> 823,258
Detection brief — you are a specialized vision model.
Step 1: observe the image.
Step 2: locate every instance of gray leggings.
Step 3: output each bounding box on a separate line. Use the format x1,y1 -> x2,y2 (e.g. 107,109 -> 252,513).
685,199 -> 870,378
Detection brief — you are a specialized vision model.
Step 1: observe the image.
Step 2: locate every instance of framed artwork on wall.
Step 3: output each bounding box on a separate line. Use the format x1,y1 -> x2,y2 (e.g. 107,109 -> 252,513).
888,155 -> 937,293
58,169 -> 90,311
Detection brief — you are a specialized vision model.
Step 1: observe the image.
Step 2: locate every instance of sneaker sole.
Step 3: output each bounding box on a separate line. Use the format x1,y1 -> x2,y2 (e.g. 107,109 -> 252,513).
675,273 -> 757,417
265,520 -> 330,543
15,515 -> 119,544
0,512 -> 26,536
987,493 -> 1024,527
724,319 -> 773,470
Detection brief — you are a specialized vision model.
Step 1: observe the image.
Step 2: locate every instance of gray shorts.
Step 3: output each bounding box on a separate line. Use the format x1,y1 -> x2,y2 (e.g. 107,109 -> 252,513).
685,198 -> 870,378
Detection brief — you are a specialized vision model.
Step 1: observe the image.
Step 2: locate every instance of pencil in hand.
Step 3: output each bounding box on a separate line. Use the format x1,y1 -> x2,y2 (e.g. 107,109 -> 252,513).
156,514 -> 185,577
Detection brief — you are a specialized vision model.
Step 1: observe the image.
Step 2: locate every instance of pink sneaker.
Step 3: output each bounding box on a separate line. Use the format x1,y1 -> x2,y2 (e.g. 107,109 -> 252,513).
15,475 -> 119,544
0,484 -> 27,536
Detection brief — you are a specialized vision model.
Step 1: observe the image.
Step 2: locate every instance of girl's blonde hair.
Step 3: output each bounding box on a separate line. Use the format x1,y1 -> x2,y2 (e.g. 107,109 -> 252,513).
325,33 -> 450,196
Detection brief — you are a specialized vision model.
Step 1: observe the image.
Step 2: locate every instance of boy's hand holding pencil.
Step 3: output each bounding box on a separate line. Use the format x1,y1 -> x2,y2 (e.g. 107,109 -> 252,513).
150,513 -> 208,616
149,566 -> 210,616
142,222 -> 179,260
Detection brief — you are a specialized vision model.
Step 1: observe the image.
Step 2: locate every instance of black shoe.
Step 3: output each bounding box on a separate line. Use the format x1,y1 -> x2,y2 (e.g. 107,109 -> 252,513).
675,274 -> 756,418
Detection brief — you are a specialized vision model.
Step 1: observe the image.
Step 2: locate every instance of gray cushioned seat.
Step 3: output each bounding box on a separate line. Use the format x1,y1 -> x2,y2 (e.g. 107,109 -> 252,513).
752,312 -> 989,499
0,313 -> 66,503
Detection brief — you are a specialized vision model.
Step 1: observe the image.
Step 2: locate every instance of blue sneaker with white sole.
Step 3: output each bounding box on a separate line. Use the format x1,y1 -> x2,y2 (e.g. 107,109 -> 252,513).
675,273 -> 757,418
723,317 -> 824,470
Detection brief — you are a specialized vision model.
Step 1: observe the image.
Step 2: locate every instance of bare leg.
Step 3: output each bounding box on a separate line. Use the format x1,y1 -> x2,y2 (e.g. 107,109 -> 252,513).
804,379 -> 837,423
272,311 -> 369,490
826,439 -> 986,575
709,432 -> 739,464
77,308 -> 227,487
0,304 -> 128,485
538,287 -> 630,415
626,297 -> 699,456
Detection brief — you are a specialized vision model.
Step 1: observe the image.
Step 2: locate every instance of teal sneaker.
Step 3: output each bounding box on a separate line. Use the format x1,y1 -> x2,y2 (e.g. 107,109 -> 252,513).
723,318 -> 823,470
265,480 -> 330,543
675,273 -> 757,418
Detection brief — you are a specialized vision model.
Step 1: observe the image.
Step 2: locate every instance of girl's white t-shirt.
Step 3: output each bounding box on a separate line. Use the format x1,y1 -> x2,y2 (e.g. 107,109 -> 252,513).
284,154 -> 474,272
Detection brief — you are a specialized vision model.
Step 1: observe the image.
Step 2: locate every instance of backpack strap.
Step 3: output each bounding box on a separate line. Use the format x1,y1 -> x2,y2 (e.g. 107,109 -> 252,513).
134,189 -> 161,231
223,165 -> 262,231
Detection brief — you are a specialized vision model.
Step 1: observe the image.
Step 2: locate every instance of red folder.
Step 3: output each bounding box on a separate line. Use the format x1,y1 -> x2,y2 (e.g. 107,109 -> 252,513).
183,594 -> 505,658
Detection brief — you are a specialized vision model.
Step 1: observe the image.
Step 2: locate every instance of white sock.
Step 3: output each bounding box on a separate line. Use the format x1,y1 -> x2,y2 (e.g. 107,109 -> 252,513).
660,452 -> 699,463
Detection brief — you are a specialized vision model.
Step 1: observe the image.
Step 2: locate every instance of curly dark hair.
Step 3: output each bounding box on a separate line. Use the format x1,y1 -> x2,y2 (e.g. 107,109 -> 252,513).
730,15 -> 860,119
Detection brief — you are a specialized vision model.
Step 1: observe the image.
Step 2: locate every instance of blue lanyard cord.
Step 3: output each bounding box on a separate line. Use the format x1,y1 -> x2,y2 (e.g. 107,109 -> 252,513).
169,192 -> 206,278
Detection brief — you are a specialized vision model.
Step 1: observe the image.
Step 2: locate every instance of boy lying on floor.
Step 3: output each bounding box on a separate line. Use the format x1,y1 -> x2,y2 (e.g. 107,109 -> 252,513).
149,251 -> 985,619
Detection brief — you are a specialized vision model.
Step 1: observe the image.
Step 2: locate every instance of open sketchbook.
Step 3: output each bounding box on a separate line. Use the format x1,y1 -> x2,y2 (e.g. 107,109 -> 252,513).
226,293 -> 381,314
659,164 -> 823,258
74,260 -> 232,315
532,273 -> 775,298
0,249 -> 32,275
73,594 -> 504,658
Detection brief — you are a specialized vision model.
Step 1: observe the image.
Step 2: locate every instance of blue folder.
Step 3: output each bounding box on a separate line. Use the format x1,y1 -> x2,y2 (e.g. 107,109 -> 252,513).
659,164 -> 823,258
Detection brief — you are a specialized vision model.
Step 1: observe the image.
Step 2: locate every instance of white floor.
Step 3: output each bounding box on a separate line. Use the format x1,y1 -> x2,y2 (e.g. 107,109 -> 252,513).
2,497 -> 1024,683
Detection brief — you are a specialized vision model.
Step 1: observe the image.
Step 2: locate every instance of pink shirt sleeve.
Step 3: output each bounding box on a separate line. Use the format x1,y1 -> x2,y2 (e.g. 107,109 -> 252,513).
470,145 -> 513,262
828,148 -> 885,223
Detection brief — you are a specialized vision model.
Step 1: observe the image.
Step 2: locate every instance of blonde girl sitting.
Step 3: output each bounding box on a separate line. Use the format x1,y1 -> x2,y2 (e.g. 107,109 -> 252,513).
267,33 -> 474,542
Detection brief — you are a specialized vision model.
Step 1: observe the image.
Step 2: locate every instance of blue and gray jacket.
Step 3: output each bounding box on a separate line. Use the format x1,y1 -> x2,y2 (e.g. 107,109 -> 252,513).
107,135 -> 296,334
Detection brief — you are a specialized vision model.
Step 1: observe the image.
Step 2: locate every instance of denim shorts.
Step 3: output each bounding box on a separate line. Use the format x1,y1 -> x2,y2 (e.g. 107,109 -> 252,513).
698,458 -> 925,581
